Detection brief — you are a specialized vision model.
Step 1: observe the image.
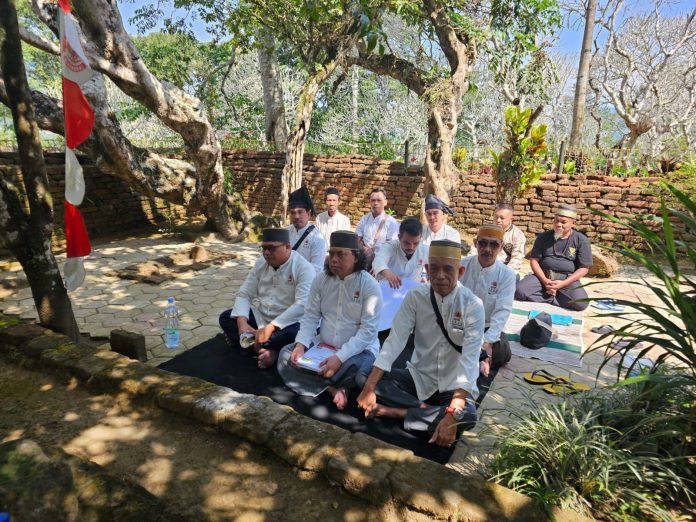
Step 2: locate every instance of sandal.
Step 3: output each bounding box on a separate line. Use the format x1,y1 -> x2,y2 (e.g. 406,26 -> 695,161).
590,325 -> 615,334
543,382 -> 591,395
609,340 -> 644,351
523,369 -> 570,385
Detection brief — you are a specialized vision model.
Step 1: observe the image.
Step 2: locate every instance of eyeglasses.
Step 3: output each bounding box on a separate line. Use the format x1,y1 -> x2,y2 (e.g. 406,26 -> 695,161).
260,244 -> 284,253
476,239 -> 502,249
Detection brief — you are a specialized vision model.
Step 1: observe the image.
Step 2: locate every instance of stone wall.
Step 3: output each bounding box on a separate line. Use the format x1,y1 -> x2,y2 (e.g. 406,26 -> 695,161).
1,150 -> 670,250
229,151 -> 665,248
0,151 -> 189,249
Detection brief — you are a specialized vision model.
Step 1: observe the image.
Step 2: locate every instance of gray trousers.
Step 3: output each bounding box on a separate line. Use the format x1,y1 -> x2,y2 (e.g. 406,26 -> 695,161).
356,367 -> 476,433
515,273 -> 589,311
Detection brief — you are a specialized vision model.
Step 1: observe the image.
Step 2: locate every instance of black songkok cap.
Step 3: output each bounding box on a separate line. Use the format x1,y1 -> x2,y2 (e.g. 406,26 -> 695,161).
424,194 -> 455,216
325,187 -> 340,196
261,227 -> 290,243
288,186 -> 315,214
330,230 -> 359,250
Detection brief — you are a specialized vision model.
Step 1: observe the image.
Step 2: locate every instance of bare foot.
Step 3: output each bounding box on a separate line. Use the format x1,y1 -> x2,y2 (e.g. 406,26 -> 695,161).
328,387 -> 348,411
257,349 -> 278,369
370,404 -> 407,419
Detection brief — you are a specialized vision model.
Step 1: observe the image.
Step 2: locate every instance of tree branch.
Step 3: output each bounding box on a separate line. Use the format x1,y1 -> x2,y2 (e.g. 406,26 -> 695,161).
349,41 -> 427,96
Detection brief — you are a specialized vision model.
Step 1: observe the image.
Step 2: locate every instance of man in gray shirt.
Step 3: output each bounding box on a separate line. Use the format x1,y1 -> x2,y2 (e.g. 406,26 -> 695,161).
515,204 -> 593,311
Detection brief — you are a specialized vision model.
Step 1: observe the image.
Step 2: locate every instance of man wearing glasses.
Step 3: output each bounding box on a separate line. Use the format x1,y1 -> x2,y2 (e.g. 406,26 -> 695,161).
469,203 -> 526,274
218,228 -> 315,369
461,224 -> 516,376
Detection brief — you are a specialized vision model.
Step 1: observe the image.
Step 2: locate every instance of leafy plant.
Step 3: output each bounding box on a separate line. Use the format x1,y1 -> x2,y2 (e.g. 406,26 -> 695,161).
587,183 -> 696,382
492,105 -> 547,204
491,379 -> 693,521
452,146 -> 467,170
563,159 -> 576,174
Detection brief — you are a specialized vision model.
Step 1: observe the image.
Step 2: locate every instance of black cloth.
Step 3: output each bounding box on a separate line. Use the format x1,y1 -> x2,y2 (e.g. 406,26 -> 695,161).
159,334 -> 498,464
490,332 -> 511,368
531,229 -> 592,274
218,309 -> 299,352
355,367 -> 477,433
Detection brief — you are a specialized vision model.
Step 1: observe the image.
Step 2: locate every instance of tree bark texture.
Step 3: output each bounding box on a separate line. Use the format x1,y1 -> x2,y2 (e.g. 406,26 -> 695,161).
257,27 -> 288,152
20,0 -> 251,240
280,61 -> 338,222
569,0 -> 598,151
0,0 -> 79,340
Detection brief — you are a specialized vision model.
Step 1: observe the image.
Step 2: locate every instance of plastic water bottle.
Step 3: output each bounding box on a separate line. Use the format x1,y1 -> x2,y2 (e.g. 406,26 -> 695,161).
163,297 -> 180,349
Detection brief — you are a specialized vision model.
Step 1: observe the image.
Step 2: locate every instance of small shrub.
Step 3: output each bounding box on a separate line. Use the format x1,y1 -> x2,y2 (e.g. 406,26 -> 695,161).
452,147 -> 467,170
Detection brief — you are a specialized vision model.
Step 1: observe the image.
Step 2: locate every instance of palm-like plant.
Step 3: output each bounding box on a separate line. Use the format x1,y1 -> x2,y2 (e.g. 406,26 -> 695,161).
586,183 -> 696,381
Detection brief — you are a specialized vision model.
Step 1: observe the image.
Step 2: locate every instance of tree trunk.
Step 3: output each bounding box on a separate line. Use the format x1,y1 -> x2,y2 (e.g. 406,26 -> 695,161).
569,0 -> 598,152
351,67 -> 359,149
423,101 -> 459,202
280,61 -> 338,222
0,0 -> 79,340
257,27 -> 288,152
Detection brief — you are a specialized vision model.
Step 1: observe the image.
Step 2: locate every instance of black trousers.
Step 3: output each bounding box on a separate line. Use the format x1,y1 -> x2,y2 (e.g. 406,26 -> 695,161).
218,309 -> 299,351
356,367 -> 476,433
515,273 -> 589,311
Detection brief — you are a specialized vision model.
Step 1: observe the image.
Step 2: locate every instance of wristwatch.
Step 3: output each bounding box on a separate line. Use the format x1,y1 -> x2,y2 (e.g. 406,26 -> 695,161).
445,406 -> 466,421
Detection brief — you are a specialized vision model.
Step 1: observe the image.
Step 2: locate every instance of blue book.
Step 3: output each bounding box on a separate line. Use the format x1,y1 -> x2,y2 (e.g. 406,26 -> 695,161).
528,310 -> 574,326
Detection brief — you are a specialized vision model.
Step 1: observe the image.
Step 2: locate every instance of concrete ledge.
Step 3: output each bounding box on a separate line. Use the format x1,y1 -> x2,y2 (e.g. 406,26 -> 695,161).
0,316 -> 592,521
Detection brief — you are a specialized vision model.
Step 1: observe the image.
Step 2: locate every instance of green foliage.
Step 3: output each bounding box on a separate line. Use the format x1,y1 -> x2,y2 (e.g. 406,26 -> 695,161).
492,105 -> 548,203
587,183 -> 696,382
563,159 -> 575,174
491,377 -> 693,521
452,147 -> 467,170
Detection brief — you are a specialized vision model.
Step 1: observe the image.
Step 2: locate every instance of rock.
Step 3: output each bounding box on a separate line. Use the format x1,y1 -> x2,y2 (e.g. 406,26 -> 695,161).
110,329 -> 147,362
0,439 -> 79,521
588,250 -> 619,278
189,244 -> 208,262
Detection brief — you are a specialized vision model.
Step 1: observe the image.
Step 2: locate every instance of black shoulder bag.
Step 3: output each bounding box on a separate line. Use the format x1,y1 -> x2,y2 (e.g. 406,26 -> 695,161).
292,225 -> 315,250
429,286 -> 462,354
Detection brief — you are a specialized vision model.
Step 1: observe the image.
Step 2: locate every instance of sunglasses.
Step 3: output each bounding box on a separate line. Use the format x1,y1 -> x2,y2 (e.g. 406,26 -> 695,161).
260,244 -> 284,253
476,239 -> 502,249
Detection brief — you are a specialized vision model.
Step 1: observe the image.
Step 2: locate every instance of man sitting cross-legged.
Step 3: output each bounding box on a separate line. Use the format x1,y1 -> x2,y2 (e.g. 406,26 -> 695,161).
277,231 -> 382,410
218,228 -> 315,369
372,217 -> 428,289
356,239 -> 484,448
515,204 -> 592,311
460,224 -> 516,377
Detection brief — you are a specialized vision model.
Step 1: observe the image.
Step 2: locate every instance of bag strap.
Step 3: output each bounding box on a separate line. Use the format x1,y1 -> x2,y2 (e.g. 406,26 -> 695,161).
371,217 -> 387,244
292,225 -> 315,251
429,286 -> 462,354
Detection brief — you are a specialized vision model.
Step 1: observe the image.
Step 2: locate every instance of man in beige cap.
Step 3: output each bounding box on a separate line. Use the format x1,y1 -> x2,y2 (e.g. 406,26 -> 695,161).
461,224 -> 516,376
470,203 -> 526,273
356,239 -> 484,448
515,204 -> 592,311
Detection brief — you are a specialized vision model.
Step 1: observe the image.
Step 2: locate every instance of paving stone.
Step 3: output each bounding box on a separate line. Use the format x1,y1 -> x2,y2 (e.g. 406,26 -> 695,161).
110,329 -> 147,362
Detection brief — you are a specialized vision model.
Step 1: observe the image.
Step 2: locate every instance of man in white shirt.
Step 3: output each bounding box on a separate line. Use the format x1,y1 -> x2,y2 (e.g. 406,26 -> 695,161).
470,204 -> 526,274
357,239 -> 484,447
460,224 -> 516,377
421,194 -> 461,246
355,188 -> 399,262
315,187 -> 351,248
278,231 -> 382,411
219,228 -> 315,369
287,186 -> 327,273
372,217 -> 428,289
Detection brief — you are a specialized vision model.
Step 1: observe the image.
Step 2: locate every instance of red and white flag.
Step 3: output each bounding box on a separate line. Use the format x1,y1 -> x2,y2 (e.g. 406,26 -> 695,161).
59,0 -> 93,291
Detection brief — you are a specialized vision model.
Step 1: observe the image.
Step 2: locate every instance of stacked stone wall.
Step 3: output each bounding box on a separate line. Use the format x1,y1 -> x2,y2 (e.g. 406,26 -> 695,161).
0,149 -> 675,250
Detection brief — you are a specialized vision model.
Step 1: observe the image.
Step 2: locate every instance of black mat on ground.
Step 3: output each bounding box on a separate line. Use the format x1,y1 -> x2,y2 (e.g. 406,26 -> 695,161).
159,334 -> 498,464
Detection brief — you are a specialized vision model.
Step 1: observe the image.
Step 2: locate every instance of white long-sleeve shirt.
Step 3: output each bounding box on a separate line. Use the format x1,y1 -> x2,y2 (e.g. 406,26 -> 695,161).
288,223 -> 327,274
459,257 -> 516,344
295,270 -> 382,363
375,282 -> 484,399
315,211 -> 351,249
421,223 -> 461,246
372,239 -> 428,283
229,251 -> 315,329
355,212 -> 399,253
469,224 -> 527,273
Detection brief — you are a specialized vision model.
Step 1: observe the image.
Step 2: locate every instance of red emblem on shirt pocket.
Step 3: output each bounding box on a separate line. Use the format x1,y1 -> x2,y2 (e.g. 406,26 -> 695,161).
353,290 -> 360,301
287,274 -> 294,284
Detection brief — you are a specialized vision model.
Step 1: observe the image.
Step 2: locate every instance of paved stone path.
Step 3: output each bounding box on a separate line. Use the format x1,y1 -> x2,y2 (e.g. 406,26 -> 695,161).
0,234 -> 667,474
